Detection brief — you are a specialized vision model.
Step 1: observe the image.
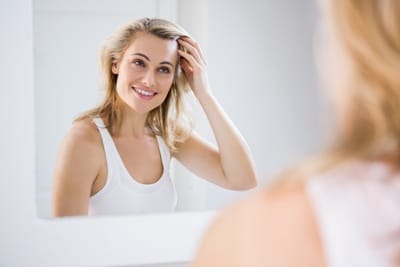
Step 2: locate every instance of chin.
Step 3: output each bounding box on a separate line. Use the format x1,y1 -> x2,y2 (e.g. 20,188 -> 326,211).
130,102 -> 163,115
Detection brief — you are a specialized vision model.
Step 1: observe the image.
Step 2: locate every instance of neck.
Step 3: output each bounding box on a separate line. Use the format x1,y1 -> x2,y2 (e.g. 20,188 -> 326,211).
118,107 -> 150,138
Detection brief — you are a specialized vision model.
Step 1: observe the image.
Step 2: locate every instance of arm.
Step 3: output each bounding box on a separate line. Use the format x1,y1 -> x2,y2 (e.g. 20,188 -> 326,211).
52,121 -> 102,216
191,184 -> 325,267
174,37 -> 257,190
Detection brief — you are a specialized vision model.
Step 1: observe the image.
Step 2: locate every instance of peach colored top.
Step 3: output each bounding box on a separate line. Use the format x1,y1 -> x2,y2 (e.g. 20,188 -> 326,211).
306,161 -> 400,267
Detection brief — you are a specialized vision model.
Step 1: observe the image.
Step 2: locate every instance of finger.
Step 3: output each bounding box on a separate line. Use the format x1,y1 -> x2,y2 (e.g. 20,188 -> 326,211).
182,37 -> 207,64
180,36 -> 200,51
178,49 -> 200,71
180,57 -> 193,73
178,39 -> 203,65
179,38 -> 207,65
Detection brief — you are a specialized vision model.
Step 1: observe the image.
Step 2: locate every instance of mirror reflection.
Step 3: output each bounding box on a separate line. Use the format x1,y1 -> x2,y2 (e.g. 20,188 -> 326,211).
35,0 -> 321,218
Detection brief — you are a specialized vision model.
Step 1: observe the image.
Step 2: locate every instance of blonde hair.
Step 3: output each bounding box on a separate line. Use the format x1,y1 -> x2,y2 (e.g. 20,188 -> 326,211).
325,0 -> 400,164
291,0 -> 400,175
275,0 -> 400,181
76,18 -> 192,152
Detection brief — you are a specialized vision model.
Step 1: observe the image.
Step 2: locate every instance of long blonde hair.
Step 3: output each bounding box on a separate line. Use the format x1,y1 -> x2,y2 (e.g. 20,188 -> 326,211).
325,0 -> 400,164
291,0 -> 400,175
76,18 -> 192,152
275,0 -> 400,182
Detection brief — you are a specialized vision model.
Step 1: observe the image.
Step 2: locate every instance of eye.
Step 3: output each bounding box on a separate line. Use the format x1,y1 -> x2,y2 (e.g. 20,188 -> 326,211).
159,66 -> 171,74
132,59 -> 145,67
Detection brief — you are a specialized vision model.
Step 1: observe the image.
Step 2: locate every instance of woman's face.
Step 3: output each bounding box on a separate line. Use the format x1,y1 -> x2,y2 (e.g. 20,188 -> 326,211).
112,32 -> 179,114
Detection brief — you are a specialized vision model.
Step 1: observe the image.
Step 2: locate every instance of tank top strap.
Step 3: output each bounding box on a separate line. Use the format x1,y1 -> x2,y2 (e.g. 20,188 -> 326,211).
93,118 -> 114,151
92,118 -> 117,178
155,135 -> 171,172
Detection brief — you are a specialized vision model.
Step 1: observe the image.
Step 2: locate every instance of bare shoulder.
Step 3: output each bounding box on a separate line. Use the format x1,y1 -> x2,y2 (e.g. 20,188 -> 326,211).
56,119 -> 104,167
191,181 -> 325,267
60,120 -> 102,153
66,119 -> 102,145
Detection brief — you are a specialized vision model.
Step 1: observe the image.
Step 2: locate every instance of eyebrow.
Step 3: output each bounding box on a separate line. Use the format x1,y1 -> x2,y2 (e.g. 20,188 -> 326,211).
132,53 -> 175,67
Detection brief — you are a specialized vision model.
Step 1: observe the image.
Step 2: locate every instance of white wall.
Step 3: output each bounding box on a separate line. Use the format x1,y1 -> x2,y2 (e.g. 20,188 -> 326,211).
198,0 -> 322,209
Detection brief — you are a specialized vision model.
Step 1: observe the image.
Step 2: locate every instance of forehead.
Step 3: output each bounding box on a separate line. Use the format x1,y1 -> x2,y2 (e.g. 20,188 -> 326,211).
124,32 -> 178,63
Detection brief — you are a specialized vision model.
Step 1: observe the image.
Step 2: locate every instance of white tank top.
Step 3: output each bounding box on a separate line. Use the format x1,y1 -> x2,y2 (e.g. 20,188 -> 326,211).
306,161 -> 400,267
88,118 -> 177,216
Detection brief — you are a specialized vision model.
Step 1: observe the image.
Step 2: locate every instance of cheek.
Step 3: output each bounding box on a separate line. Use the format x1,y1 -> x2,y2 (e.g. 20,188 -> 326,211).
159,76 -> 174,92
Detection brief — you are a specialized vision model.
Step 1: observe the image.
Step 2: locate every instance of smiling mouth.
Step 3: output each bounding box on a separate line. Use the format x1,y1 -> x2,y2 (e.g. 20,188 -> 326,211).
132,87 -> 158,98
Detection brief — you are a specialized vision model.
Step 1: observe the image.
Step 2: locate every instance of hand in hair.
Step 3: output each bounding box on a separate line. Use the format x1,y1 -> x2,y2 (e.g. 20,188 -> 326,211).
177,37 -> 211,100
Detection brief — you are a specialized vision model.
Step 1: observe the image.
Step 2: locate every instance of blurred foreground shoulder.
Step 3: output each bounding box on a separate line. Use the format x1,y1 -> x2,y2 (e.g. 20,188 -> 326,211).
191,181 -> 325,267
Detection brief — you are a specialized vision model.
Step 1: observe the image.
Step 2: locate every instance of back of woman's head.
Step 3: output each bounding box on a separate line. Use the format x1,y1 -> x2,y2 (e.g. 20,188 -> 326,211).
325,0 -> 400,162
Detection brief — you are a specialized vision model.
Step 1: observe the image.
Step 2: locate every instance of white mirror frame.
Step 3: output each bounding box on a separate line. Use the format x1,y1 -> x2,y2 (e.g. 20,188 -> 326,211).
0,0 -> 216,266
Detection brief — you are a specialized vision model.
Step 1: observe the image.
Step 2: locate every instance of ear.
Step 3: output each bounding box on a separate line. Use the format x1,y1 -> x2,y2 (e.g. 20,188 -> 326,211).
111,62 -> 119,74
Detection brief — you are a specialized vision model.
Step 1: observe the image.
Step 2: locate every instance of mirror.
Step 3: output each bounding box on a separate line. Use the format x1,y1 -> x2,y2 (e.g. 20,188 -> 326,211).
34,0 -> 322,218
4,0 -> 323,265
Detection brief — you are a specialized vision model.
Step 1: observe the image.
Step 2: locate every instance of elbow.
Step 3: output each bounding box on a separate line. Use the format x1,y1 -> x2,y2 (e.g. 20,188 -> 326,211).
228,173 -> 258,191
242,167 -> 259,190
243,174 -> 258,190
238,160 -> 258,190
249,176 -> 258,188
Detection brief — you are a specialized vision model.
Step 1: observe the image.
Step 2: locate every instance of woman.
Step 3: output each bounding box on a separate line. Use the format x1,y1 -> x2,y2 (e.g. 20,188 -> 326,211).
52,18 -> 257,216
192,1 -> 400,266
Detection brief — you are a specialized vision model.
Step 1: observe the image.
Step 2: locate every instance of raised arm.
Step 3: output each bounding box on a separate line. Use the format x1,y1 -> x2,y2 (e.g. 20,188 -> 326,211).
52,121 -> 103,216
173,37 -> 257,190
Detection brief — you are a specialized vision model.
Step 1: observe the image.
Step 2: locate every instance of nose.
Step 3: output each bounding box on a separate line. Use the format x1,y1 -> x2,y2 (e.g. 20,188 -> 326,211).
141,69 -> 155,87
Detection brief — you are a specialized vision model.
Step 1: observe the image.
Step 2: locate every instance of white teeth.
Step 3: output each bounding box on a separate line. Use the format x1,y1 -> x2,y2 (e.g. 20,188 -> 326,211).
134,87 -> 156,96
